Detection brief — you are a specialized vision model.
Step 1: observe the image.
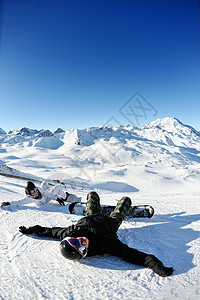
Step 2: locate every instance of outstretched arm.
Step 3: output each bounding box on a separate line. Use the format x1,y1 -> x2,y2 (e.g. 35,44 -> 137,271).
144,254 -> 174,277
109,238 -> 174,277
1,197 -> 32,208
1,196 -> 47,208
19,224 -> 76,240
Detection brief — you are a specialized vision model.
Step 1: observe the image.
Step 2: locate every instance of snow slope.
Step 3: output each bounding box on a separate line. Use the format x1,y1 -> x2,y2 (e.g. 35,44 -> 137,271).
0,117 -> 200,299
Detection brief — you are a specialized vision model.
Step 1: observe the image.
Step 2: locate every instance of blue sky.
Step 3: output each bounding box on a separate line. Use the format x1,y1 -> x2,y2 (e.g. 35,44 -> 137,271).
0,0 -> 200,132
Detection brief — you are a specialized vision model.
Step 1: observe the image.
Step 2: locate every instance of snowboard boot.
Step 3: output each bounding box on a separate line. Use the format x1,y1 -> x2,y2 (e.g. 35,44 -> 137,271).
110,196 -> 132,228
86,191 -> 102,216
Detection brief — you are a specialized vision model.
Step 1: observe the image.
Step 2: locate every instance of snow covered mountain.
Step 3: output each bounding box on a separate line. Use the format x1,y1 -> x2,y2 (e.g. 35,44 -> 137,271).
0,117 -> 200,180
1,117 -> 200,299
0,117 -> 200,195
1,117 -> 199,148
0,128 -> 6,135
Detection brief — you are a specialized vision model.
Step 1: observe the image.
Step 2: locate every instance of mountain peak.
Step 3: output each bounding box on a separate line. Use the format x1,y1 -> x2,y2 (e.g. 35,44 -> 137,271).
37,129 -> 54,137
54,128 -> 65,134
143,117 -> 199,136
0,128 -> 6,135
144,117 -> 180,128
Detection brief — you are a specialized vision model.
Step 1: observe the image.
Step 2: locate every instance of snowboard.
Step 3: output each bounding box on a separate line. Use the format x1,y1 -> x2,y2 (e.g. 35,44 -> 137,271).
68,202 -> 154,218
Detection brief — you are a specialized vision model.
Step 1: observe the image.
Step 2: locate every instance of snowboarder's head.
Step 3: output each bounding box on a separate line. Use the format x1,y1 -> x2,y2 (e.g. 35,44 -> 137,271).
60,237 -> 89,260
25,181 -> 37,197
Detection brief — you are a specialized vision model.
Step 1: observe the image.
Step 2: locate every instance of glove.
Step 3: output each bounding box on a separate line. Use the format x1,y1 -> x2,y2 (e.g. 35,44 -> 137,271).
19,225 -> 42,235
145,255 -> 174,277
57,198 -> 65,206
1,202 -> 10,207
19,226 -> 34,234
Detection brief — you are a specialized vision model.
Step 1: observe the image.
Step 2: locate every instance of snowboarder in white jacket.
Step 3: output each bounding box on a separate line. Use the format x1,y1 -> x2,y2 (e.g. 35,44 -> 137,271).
1,180 -> 81,208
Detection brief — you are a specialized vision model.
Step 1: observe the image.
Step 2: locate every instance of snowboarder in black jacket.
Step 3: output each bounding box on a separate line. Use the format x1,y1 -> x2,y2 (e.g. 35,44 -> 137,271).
19,191 -> 174,277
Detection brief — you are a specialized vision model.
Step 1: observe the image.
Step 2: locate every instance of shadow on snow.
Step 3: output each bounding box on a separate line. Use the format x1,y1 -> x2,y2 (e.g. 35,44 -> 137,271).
16,206 -> 200,276
80,212 -> 200,276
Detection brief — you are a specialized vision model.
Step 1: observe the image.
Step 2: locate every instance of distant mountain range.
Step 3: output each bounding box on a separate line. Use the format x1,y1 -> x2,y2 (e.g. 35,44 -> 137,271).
0,117 -> 199,146
0,117 -> 200,181
0,127 -> 65,136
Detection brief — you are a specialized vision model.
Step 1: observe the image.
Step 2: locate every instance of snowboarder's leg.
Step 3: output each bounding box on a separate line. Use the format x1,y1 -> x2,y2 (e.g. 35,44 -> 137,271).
51,185 -> 66,199
110,197 -> 131,228
86,191 -> 102,216
41,180 -> 50,191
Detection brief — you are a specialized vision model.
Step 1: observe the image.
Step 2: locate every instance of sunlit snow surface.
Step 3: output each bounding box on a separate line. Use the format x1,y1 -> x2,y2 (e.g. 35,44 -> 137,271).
0,118 -> 200,299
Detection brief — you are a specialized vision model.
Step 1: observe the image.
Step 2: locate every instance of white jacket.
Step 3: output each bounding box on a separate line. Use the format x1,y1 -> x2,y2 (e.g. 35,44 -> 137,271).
10,181 -> 81,208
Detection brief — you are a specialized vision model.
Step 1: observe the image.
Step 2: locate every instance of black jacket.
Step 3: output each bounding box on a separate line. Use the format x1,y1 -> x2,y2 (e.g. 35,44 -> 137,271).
29,214 -> 148,266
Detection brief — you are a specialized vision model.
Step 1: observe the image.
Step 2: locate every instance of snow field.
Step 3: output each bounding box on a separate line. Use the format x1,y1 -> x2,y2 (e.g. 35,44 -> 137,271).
0,118 -> 200,299
0,175 -> 200,299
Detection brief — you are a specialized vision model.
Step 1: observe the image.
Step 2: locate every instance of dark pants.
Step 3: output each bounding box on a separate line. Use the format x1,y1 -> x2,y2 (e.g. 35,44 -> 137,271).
86,191 -> 131,229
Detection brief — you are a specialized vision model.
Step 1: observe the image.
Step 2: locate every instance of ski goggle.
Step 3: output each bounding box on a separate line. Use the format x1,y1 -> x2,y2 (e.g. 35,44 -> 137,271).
63,237 -> 88,258
25,188 -> 38,198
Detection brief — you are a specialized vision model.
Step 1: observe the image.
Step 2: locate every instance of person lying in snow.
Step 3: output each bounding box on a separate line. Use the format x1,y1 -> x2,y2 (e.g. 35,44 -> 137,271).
1,180 -> 81,208
19,191 -> 174,277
